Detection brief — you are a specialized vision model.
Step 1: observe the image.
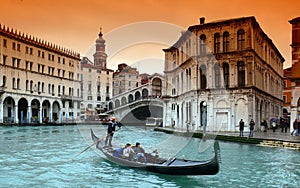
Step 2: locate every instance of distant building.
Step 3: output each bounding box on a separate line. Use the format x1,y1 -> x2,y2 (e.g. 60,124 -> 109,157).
288,16 -> 300,124
163,16 -> 284,132
0,24 -> 81,124
283,67 -> 292,117
112,63 -> 141,96
80,30 -> 113,120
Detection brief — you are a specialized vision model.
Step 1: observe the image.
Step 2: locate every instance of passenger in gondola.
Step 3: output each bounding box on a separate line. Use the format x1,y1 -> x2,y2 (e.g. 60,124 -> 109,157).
113,147 -> 123,157
133,142 -> 146,162
123,143 -> 135,159
104,117 -> 122,147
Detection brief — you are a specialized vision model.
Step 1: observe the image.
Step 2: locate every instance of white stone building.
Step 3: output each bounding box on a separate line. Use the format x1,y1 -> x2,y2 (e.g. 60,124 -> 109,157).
0,25 -> 81,124
163,16 -> 284,132
80,30 -> 113,121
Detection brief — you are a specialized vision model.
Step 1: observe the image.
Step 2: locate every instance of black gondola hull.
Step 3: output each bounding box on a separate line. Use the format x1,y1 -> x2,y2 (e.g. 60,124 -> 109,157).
91,129 -> 220,175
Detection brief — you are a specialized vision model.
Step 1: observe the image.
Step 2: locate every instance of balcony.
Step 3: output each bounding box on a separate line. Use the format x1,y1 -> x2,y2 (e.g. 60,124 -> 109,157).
61,94 -> 82,101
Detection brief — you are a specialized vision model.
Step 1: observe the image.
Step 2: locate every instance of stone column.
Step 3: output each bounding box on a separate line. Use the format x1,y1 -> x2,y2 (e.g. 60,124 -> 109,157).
0,100 -> 3,123
49,105 -> 53,123
39,106 -> 43,123
27,106 -> 31,124
14,105 -> 18,124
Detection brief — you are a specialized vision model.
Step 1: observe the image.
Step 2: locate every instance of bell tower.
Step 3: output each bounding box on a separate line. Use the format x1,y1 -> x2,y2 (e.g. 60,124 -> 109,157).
93,27 -> 107,69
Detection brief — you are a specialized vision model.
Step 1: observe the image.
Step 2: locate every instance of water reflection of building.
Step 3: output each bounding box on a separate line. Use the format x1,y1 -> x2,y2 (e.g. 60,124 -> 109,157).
286,17 -> 300,125
80,30 -> 113,121
0,24 -> 81,124
163,16 -> 284,132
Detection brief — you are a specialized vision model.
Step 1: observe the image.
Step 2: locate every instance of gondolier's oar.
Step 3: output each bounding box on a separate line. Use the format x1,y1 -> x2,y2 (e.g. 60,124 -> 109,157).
71,128 -> 121,161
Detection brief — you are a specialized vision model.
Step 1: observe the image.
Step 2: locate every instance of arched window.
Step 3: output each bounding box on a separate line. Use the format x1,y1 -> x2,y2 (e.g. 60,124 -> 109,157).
214,63 -> 221,88
16,78 -> 19,89
199,34 -> 206,56
26,80 -> 29,91
200,65 -> 207,89
214,33 -> 220,53
2,75 -> 6,87
12,77 -> 15,89
222,62 -> 230,88
237,61 -> 245,87
237,29 -> 245,50
223,31 -> 229,52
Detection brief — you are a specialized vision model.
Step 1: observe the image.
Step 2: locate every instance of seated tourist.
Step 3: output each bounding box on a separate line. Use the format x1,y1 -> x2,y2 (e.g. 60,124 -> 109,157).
113,147 -> 123,157
122,143 -> 135,159
133,142 -> 146,162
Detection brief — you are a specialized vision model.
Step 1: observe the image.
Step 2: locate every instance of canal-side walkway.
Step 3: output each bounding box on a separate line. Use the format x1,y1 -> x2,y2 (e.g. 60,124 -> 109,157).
154,127 -> 300,150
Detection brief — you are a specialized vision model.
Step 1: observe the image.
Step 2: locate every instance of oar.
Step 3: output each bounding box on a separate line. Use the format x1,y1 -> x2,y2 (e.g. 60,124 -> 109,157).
71,128 -> 121,161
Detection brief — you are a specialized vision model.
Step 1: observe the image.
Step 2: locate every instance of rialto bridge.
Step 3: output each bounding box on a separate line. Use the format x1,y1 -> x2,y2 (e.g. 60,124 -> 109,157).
106,77 -> 164,125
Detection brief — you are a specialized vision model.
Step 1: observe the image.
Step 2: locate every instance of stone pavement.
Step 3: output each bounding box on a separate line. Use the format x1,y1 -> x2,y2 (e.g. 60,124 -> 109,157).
154,127 -> 300,150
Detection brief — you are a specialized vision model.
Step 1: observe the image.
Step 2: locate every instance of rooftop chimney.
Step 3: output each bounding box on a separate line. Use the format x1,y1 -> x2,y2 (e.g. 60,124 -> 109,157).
200,17 -> 205,24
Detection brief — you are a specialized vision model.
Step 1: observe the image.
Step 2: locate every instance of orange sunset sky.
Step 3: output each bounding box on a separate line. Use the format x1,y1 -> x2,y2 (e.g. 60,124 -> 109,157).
1,0 -> 300,73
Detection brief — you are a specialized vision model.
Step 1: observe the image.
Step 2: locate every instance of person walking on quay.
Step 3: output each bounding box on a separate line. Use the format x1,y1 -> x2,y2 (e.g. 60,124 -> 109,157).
105,117 -> 122,147
281,119 -> 289,133
249,119 -> 255,137
239,119 -> 245,137
291,119 -> 299,136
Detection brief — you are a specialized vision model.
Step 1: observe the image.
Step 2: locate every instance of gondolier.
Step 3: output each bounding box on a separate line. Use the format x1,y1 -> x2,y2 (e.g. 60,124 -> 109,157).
105,117 -> 122,147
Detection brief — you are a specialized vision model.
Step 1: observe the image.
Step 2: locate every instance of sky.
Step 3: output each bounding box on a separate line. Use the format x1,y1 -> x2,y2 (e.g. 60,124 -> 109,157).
1,0 -> 300,74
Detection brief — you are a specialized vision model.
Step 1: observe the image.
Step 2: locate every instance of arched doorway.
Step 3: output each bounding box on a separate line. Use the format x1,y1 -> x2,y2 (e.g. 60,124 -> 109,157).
142,88 -> 148,98
42,100 -> 51,123
128,94 -> 134,103
52,101 -> 60,122
31,99 -> 40,123
3,97 -> 15,123
151,78 -> 162,97
18,98 -> 28,124
135,91 -> 141,101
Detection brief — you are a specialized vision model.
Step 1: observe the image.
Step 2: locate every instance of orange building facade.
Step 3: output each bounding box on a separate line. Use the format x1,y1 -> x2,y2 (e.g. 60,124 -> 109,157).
286,16 -> 300,127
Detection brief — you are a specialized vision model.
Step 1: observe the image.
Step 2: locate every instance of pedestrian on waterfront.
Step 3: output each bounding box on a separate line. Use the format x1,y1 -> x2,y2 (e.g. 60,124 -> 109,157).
291,119 -> 299,136
271,121 -> 277,132
105,117 -> 122,147
249,119 -> 255,137
281,119 -> 289,133
239,119 -> 244,137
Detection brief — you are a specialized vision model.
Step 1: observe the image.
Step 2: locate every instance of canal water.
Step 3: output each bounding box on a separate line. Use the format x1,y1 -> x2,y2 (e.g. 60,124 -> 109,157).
0,125 -> 299,188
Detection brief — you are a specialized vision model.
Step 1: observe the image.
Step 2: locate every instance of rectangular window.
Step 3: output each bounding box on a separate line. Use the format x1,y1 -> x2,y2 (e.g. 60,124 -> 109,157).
26,46 -> 29,54
12,42 -> 16,50
3,39 -> 7,47
3,55 -> 7,65
30,48 -> 33,55
38,50 -> 41,57
17,59 -> 20,68
12,57 -> 16,67
17,44 -> 21,51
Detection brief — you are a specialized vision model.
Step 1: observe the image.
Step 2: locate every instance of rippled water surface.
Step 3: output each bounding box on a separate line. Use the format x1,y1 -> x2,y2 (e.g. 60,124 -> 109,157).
0,125 -> 299,188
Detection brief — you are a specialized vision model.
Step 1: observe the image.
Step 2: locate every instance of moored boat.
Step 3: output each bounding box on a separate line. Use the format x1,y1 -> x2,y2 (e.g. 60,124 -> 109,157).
91,129 -> 221,175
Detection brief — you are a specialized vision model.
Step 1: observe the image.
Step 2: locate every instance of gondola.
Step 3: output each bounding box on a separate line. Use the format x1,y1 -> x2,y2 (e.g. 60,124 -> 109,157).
91,129 -> 221,175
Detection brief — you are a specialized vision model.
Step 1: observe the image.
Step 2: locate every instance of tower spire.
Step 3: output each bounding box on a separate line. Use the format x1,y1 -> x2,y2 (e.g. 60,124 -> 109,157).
94,27 -> 107,69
